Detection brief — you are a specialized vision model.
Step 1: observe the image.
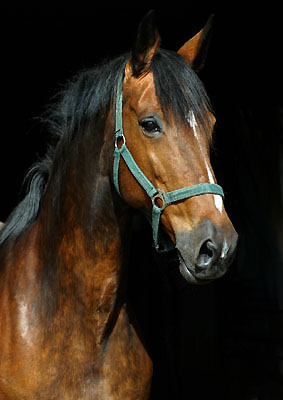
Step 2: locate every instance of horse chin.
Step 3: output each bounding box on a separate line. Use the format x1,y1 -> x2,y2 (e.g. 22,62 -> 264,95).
177,250 -> 227,285
177,252 -> 207,285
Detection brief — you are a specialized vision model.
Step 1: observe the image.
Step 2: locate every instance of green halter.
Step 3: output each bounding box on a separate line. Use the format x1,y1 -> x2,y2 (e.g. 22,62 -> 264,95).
113,73 -> 224,251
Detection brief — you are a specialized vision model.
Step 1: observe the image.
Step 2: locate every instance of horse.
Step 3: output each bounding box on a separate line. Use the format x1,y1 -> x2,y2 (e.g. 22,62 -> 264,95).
0,12 -> 237,399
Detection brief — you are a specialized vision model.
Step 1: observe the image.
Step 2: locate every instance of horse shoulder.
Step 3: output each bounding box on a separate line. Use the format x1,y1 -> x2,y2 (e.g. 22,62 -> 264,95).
0,222 -> 43,398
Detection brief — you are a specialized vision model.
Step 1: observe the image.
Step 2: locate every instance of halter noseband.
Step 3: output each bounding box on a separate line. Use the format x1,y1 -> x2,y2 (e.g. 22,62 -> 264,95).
113,73 -> 224,251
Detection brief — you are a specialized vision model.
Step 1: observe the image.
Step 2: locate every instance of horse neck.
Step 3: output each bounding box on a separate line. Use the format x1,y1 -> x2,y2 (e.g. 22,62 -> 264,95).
37,117 -> 130,338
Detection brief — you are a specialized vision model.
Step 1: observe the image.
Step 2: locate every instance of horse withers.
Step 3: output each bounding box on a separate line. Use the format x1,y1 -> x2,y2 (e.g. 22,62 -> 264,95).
0,12 -> 237,400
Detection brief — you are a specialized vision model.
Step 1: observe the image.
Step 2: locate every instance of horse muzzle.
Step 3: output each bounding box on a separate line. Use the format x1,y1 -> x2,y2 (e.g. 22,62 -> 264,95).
176,219 -> 238,284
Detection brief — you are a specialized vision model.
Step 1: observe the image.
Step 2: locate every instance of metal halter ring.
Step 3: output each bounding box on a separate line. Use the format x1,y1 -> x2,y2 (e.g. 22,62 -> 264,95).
115,132 -> 126,149
151,189 -> 166,211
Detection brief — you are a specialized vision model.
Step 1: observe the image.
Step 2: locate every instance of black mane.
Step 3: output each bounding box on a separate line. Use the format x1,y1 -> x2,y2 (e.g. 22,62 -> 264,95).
0,49 -> 211,245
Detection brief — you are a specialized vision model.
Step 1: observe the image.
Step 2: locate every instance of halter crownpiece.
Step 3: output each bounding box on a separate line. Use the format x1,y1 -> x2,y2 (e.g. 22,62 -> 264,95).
113,73 -> 224,252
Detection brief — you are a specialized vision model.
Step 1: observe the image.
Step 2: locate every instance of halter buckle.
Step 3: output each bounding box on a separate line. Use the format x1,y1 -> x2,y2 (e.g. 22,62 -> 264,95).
151,189 -> 166,211
114,132 -> 126,149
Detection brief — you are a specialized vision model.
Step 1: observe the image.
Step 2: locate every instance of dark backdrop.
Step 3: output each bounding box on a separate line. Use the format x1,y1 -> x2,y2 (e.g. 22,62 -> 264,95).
1,5 -> 283,399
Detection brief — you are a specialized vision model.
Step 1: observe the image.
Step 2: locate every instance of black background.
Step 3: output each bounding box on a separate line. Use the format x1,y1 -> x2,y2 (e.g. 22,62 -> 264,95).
1,5 -> 283,399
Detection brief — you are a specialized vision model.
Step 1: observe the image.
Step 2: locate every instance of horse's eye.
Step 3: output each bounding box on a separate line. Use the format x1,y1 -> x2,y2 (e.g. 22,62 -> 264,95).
139,117 -> 162,137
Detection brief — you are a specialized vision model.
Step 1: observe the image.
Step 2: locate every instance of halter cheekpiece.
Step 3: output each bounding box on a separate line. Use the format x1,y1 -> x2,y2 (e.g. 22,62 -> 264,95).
113,72 -> 224,252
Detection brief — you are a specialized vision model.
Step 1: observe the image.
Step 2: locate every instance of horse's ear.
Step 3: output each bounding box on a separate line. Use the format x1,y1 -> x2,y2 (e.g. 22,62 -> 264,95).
177,14 -> 214,72
126,10 -> 160,78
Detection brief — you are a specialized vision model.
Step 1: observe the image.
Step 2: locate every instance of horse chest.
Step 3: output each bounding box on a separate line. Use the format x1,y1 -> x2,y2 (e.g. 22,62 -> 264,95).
0,305 -> 152,400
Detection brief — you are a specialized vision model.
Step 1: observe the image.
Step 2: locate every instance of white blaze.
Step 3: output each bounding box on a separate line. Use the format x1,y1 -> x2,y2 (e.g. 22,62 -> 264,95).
187,110 -> 223,213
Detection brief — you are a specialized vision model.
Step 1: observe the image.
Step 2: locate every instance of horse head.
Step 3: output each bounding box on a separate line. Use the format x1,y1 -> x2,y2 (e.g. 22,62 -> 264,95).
113,12 -> 238,284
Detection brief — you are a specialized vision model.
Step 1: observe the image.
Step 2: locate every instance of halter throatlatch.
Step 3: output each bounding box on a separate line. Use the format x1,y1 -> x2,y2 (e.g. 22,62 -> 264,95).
113,73 -> 224,252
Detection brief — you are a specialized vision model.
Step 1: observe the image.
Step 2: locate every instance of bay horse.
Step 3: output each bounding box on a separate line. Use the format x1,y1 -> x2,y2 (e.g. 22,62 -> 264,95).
0,12 -> 237,399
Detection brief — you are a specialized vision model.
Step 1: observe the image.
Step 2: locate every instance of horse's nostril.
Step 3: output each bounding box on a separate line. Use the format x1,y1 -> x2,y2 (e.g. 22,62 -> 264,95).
196,240 -> 216,269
